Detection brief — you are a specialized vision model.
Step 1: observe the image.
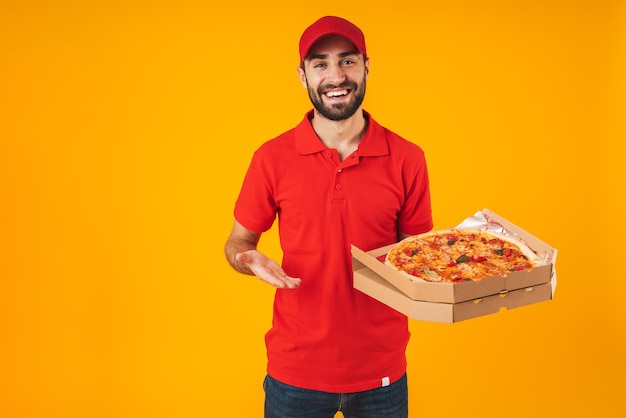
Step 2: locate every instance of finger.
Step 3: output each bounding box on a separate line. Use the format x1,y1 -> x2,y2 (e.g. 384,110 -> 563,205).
251,267 -> 288,288
261,273 -> 301,289
266,266 -> 301,289
281,276 -> 302,289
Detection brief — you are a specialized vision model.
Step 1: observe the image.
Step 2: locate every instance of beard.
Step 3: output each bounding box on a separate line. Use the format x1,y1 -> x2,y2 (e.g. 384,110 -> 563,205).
307,75 -> 366,121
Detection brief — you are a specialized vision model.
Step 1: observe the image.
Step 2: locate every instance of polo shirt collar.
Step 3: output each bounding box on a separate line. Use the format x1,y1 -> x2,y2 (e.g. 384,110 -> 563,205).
295,110 -> 389,157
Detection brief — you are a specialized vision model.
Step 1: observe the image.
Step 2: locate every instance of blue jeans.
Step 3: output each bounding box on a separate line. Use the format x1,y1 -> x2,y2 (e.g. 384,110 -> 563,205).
263,374 -> 408,418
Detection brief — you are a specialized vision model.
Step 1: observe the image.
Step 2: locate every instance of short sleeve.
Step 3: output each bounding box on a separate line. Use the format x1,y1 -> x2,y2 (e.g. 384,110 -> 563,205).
397,151 -> 433,235
233,151 -> 278,233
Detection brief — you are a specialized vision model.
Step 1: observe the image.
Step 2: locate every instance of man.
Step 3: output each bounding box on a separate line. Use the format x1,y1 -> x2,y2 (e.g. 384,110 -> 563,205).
224,16 -> 432,418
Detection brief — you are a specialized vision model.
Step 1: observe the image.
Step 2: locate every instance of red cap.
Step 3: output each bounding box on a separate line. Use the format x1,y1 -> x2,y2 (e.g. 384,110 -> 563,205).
298,16 -> 367,64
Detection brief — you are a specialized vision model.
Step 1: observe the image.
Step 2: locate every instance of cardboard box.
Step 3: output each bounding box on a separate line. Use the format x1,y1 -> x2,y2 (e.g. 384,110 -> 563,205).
352,209 -> 556,323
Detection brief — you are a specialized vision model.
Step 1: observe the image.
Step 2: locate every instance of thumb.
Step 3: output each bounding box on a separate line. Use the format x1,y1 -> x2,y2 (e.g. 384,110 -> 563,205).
236,251 -> 251,264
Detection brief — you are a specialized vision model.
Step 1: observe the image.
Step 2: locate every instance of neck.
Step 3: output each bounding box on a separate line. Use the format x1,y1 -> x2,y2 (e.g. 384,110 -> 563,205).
311,108 -> 367,160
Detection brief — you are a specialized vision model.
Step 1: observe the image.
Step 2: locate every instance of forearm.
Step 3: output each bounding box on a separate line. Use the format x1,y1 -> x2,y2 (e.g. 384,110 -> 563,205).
224,222 -> 301,289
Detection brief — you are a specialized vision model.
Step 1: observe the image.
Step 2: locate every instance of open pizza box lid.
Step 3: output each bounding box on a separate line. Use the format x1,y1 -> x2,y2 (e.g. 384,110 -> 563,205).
351,209 -> 557,322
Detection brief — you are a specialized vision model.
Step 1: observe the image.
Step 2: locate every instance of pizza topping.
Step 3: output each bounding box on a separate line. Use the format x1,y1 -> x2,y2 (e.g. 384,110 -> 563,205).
446,234 -> 457,245
423,267 -> 442,281
470,255 -> 487,262
385,229 -> 538,283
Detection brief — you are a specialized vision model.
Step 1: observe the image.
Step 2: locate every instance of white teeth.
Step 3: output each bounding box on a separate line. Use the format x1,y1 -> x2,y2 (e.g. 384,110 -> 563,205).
325,89 -> 348,98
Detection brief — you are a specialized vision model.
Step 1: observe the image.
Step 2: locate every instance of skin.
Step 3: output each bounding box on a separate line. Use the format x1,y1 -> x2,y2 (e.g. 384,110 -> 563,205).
224,35 -> 412,288
297,35 -> 369,160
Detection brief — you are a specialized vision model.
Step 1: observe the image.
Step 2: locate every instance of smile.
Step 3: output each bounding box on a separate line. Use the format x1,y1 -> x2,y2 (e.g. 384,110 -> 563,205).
324,89 -> 350,98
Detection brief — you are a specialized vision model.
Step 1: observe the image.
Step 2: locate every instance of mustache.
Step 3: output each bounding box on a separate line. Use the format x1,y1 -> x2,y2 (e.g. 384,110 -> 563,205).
317,81 -> 358,92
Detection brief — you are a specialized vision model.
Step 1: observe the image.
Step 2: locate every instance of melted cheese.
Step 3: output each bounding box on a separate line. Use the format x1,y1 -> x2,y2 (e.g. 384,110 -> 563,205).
386,229 -> 538,283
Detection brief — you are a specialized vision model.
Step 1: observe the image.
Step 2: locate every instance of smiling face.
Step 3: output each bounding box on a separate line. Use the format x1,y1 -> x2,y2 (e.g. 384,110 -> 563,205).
298,35 -> 369,121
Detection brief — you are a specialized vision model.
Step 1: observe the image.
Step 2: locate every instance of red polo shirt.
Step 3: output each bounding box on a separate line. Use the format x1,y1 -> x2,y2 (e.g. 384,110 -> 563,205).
234,110 -> 432,393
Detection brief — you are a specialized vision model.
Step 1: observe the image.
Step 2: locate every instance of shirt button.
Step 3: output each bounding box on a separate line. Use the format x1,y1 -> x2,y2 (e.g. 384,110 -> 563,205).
335,184 -> 342,190
337,168 -> 342,173
325,151 -> 332,157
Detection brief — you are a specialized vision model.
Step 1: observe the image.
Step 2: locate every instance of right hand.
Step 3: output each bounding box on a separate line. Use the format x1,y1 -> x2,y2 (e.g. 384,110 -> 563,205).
236,250 -> 302,289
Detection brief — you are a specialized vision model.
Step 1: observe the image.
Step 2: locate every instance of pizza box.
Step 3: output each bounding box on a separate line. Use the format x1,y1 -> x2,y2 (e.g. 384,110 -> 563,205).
353,265 -> 552,323
351,209 -> 557,322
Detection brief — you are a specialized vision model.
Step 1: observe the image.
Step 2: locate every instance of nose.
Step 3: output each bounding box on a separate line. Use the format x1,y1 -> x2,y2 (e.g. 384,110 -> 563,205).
326,62 -> 346,84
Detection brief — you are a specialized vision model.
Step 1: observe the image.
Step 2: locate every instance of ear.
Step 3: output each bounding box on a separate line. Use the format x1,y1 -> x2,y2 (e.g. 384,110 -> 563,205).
296,66 -> 308,88
364,57 -> 370,80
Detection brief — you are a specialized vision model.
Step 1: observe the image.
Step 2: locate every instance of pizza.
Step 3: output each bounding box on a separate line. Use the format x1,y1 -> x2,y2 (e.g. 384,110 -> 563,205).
385,229 -> 539,283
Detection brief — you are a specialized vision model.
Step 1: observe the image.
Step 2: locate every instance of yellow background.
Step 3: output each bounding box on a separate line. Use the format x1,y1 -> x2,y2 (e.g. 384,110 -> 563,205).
1,0 -> 624,417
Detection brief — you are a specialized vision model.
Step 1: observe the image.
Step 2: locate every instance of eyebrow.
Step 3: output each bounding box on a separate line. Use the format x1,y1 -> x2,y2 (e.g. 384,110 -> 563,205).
308,50 -> 360,61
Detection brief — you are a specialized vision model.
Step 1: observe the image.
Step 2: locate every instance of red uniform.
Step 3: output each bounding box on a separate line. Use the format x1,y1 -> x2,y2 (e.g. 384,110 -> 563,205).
234,110 -> 432,392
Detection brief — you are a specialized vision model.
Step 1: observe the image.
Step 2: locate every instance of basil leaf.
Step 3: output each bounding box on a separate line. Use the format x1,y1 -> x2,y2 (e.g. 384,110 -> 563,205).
423,267 -> 442,281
